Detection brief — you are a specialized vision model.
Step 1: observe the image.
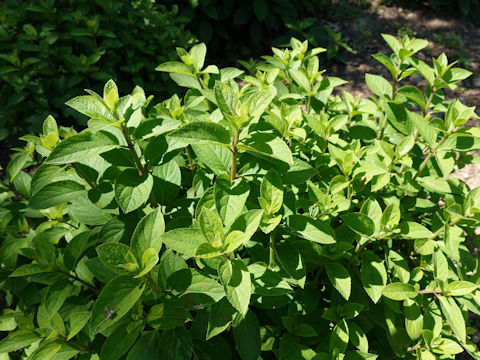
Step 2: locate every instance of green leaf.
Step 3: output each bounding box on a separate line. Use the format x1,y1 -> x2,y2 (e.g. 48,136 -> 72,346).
240,133 -> 293,164
289,68 -> 311,91
229,209 -> 264,239
206,298 -> 236,339
190,43 -> 207,71
157,327 -> 193,360
410,58 -> 435,87
156,61 -> 194,75
100,322 -> 142,360
134,248 -> 159,278
382,283 -> 417,301
168,122 -> 231,146
192,144 -> 231,175
408,111 -> 437,148
341,213 -> 375,237
330,319 -> 349,354
130,209 -> 164,257
198,207 -> 224,248
398,222 -> 433,239
260,168 -> 283,215
29,180 -> 85,209
46,131 -> 119,164
103,79 -> 119,110
218,259 -> 251,316
431,338 -> 464,355
365,73 -> 392,98
381,203 -> 401,229
90,276 -> 144,335
397,86 -> 425,109
444,281 -> 478,296
214,175 -> 250,230
404,299 -> 423,340
96,243 -> 139,274
6,152 -> 31,182
29,340 -> 62,360
67,311 -> 91,340
242,87 -> 276,122
214,81 -> 239,123
287,215 -> 336,244
275,243 -> 306,288
147,303 -> 190,330
0,330 -> 40,353
248,263 -> 292,296
223,230 -> 249,253
181,270 -> 225,306
349,322 -> 368,353
326,263 -> 351,300
9,263 -> 48,277
361,251 -> 387,303
160,228 -> 205,259
115,169 -> 153,213
233,310 -> 261,360
126,331 -> 160,360
438,296 -> 466,343
253,0 -> 268,21
66,95 -> 116,123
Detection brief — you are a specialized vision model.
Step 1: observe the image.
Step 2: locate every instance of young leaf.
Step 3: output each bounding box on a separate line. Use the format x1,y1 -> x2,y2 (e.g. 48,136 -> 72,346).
96,243 -> 139,274
198,207 -> 224,248
66,95 -> 116,123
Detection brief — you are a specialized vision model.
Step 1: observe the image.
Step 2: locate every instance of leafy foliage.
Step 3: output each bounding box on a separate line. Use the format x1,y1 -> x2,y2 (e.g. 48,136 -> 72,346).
0,0 -> 196,140
1,35 -> 480,359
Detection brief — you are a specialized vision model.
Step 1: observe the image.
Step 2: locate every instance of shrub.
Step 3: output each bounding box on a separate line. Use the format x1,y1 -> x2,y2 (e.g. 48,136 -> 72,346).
0,0 -> 196,141
163,0 -> 354,63
1,35 -> 480,359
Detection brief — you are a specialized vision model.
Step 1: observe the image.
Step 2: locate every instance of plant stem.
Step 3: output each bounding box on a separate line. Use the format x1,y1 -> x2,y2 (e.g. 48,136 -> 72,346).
428,216 -> 462,241
121,125 -> 145,176
146,272 -> 162,294
56,269 -> 97,291
412,133 -> 449,181
306,95 -> 312,114
269,230 -> 276,268
230,129 -> 239,181
423,87 -> 436,117
391,59 -> 403,99
72,163 -> 97,190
